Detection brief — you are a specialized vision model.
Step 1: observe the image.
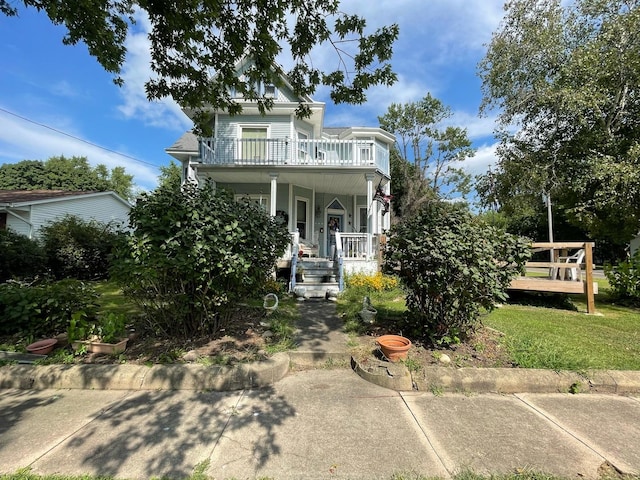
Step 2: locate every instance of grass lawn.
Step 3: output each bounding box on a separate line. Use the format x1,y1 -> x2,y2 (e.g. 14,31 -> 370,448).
341,276 -> 640,371
485,277 -> 640,370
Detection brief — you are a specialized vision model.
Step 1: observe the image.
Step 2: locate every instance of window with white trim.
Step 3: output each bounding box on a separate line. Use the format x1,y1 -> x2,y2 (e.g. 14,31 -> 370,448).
235,194 -> 270,212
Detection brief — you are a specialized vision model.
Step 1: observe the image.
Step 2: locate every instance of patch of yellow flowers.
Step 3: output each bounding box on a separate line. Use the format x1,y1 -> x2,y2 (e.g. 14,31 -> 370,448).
346,272 -> 399,292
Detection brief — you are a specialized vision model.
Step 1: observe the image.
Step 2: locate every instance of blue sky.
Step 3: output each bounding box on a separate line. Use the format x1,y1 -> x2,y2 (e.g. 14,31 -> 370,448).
0,1 -> 505,192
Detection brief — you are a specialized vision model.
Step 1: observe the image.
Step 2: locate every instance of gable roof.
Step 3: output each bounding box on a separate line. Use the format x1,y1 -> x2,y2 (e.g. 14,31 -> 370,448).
165,132 -> 200,162
0,190 -> 131,208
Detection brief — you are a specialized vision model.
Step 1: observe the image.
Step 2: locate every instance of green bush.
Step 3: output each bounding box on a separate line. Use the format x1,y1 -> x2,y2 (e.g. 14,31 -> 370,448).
605,250 -> 640,305
0,229 -> 47,282
40,215 -> 121,280
110,181 -> 290,337
383,201 -> 531,345
0,279 -> 100,337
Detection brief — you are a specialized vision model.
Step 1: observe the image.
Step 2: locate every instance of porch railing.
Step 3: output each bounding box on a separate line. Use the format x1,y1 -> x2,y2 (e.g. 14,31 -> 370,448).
338,233 -> 377,259
199,138 -> 389,174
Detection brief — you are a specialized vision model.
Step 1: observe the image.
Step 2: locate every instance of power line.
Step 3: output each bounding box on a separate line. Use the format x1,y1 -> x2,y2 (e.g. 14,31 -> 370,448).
0,106 -> 161,169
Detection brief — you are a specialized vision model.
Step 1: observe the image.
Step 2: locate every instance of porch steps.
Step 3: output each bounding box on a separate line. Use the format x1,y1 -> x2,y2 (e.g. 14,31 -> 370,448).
294,259 -> 340,299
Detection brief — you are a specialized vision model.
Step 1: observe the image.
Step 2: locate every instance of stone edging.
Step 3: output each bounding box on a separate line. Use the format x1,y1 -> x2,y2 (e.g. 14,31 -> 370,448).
351,356 -> 640,394
0,352 -> 290,391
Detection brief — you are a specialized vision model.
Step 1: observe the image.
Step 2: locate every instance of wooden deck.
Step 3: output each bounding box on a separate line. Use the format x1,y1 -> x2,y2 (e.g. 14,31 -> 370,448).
509,242 -> 598,314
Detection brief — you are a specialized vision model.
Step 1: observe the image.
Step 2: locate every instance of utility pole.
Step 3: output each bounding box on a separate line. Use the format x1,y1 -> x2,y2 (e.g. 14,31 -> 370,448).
544,191 -> 554,264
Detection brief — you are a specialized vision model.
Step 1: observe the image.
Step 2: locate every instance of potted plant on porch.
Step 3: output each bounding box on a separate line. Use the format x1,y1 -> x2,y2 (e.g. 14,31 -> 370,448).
68,312 -> 129,354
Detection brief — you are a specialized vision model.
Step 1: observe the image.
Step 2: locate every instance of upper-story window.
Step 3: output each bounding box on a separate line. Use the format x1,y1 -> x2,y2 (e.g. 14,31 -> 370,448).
356,137 -> 373,162
264,84 -> 277,98
228,83 -> 277,99
240,125 -> 269,161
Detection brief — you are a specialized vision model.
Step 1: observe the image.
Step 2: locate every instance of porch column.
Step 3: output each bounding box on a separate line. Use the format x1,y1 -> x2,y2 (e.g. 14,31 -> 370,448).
383,182 -> 391,231
365,173 -> 375,258
269,173 -> 278,217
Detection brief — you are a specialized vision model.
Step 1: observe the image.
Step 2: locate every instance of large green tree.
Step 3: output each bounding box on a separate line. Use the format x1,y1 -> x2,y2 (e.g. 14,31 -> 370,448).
478,0 -> 640,247
0,156 -> 134,200
2,0 -> 398,134
378,93 -> 475,217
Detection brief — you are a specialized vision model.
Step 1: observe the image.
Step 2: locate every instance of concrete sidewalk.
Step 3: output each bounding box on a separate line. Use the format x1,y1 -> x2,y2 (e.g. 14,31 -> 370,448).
1,299 -> 640,479
1,369 -> 639,479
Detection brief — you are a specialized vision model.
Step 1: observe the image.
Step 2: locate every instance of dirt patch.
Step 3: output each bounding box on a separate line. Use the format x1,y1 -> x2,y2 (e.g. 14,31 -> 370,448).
1,306 -> 272,366
353,324 -> 515,369
93,306 -> 271,365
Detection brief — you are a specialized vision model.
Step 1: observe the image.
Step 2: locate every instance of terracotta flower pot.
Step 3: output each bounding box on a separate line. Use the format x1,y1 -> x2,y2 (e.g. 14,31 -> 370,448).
376,335 -> 412,362
26,338 -> 58,355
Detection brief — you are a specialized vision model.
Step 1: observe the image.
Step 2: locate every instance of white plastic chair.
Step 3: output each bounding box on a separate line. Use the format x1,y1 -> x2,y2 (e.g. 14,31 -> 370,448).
566,249 -> 585,281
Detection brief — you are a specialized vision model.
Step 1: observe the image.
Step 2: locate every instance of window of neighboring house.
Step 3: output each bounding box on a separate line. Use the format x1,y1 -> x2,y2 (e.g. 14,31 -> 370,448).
240,126 -> 268,161
0,212 -> 6,230
236,194 -> 269,212
358,206 -> 368,233
296,198 -> 308,240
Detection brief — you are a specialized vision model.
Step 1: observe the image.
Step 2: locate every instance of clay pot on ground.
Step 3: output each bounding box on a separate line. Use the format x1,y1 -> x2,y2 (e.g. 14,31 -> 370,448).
376,335 -> 412,362
26,338 -> 58,355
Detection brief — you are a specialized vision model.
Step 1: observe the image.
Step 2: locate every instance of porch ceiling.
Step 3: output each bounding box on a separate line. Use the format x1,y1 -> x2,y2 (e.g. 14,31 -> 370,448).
195,165 -> 389,195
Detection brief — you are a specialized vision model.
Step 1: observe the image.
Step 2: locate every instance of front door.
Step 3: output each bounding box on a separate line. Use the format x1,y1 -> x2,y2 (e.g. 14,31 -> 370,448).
327,214 -> 343,258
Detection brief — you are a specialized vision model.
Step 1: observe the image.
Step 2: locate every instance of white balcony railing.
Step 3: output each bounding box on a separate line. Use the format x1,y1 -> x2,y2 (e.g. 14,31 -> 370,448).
199,138 -> 389,174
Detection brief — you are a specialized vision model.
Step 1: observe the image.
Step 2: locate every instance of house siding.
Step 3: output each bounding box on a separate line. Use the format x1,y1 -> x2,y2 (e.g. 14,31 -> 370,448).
6,210 -> 31,237
218,115 -> 291,140
29,195 -> 130,237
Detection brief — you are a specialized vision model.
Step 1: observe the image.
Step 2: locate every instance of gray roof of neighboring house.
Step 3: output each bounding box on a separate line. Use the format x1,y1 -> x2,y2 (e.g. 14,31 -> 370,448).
0,190 -> 130,207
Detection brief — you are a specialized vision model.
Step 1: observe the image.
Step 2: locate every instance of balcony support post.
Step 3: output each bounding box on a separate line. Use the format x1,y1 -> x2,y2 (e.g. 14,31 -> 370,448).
269,173 -> 278,217
365,173 -> 375,259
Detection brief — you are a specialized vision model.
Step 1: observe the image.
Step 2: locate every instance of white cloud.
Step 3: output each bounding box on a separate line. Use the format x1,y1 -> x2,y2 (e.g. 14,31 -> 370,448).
0,110 -> 160,190
50,80 -> 79,98
116,9 -> 191,132
449,110 -> 499,140
462,142 -> 499,177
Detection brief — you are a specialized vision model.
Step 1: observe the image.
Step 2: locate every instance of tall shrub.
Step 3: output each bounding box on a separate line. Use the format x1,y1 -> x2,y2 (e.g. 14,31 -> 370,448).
40,215 -> 121,280
110,181 -> 290,337
383,201 -> 531,345
0,229 -> 47,282
604,251 -> 640,306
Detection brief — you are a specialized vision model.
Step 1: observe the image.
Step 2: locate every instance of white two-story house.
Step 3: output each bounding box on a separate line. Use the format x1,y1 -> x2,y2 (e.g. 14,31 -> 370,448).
166,58 -> 394,296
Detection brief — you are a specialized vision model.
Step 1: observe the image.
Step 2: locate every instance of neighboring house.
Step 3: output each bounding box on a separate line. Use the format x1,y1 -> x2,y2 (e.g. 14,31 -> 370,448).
0,190 -> 131,238
166,57 -> 395,295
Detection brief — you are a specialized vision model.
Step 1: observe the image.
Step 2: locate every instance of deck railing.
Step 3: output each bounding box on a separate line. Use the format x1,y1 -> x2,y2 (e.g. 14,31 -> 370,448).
510,241 -> 597,314
199,138 -> 389,174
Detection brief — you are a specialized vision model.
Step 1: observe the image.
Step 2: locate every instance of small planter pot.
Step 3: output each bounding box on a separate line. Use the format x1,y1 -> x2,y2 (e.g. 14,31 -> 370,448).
376,335 -> 412,362
359,307 -> 377,324
26,338 -> 58,355
73,338 -> 128,355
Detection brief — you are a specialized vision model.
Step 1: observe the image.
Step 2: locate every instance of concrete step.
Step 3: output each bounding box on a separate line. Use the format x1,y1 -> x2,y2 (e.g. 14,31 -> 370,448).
293,281 -> 340,298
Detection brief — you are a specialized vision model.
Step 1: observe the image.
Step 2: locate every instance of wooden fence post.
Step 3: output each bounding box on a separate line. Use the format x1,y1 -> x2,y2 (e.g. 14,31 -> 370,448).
584,242 -> 596,314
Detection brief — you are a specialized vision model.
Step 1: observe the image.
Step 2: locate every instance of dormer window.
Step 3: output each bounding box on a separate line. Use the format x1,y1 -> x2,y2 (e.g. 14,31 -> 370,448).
264,84 -> 276,98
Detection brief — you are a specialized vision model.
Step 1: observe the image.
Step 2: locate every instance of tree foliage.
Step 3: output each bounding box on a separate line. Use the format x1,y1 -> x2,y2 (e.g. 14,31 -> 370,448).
478,0 -> 640,246
383,202 -> 531,345
2,0 -> 399,134
157,160 -> 182,191
0,156 -> 134,200
40,215 -> 122,280
110,181 -> 290,337
0,229 -> 47,282
378,94 -> 475,217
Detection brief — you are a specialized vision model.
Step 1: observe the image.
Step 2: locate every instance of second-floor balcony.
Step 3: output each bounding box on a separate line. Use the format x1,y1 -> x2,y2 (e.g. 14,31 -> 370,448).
199,138 -> 390,175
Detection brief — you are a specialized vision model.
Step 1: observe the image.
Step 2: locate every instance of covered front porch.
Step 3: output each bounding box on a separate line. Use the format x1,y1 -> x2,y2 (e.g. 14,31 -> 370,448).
192,164 -> 391,263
